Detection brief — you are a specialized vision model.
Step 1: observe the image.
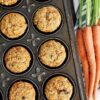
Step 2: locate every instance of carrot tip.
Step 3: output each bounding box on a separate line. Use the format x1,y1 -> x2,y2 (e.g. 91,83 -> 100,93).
88,96 -> 93,100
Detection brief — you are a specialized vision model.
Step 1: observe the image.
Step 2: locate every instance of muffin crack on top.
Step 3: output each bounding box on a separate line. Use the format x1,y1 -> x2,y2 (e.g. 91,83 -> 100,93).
0,12 -> 27,39
34,6 -> 61,33
39,40 -> 67,68
45,76 -> 73,100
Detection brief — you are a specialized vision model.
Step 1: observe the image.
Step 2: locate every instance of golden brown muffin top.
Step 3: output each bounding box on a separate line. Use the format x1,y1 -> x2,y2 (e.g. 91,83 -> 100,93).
0,0 -> 17,6
9,81 -> 36,100
39,40 -> 66,67
0,13 -> 27,39
45,76 -> 73,100
34,6 -> 61,33
4,46 -> 31,73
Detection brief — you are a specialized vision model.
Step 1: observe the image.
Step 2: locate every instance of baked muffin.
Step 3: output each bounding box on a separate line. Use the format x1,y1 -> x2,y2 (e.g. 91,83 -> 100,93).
0,0 -> 17,6
0,12 -> 27,39
39,40 -> 66,67
45,76 -> 73,100
9,81 -> 36,100
4,46 -> 31,73
33,6 -> 61,33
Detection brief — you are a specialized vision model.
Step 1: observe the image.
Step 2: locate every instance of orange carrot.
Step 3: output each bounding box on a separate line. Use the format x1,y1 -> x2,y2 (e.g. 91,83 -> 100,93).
83,26 -> 96,100
99,76 -> 100,85
91,0 -> 100,99
76,0 -> 89,97
76,28 -> 89,97
92,26 -> 100,100
77,0 -> 89,97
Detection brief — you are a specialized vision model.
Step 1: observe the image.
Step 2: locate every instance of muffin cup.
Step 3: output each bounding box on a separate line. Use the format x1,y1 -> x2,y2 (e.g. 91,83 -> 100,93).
0,11 -> 29,41
34,0 -> 51,3
37,38 -> 70,70
7,78 -> 39,100
3,43 -> 34,76
0,0 -> 23,9
0,89 -> 4,100
32,5 -> 63,36
42,73 -> 77,100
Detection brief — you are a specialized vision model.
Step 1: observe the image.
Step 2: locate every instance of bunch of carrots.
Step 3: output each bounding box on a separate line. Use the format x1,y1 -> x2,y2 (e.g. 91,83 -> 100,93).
76,0 -> 100,100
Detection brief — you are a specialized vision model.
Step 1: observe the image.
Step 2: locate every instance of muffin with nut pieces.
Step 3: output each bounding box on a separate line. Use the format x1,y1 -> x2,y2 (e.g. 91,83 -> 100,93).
0,0 -> 18,6
39,40 -> 66,68
0,12 -> 27,39
45,76 -> 73,100
4,46 -> 31,74
33,6 -> 61,33
9,81 -> 36,100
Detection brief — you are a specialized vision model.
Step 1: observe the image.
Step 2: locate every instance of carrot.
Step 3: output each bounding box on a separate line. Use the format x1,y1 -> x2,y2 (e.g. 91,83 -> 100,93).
76,0 -> 89,98
91,0 -> 100,99
83,0 -> 96,99
99,79 -> 100,85
83,26 -> 96,100
92,26 -> 100,100
76,28 -> 89,97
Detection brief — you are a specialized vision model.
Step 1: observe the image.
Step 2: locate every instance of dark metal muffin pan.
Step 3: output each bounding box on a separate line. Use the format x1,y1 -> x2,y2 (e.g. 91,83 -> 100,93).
0,0 -> 86,100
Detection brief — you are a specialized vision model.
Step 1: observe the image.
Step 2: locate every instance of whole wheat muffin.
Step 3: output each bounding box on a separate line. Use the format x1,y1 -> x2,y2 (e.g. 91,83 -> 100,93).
45,76 -> 73,100
9,81 -> 36,100
33,6 -> 61,33
4,46 -> 31,73
39,40 -> 66,67
0,0 -> 17,6
0,12 -> 27,39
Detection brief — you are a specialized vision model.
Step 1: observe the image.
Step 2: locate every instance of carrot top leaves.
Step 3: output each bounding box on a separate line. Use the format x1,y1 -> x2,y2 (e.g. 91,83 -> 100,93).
92,0 -> 99,25
99,0 -> 100,18
86,0 -> 91,26
79,0 -> 83,28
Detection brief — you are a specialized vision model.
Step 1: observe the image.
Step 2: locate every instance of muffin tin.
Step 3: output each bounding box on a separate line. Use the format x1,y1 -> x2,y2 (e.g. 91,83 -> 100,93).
0,0 -> 86,100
